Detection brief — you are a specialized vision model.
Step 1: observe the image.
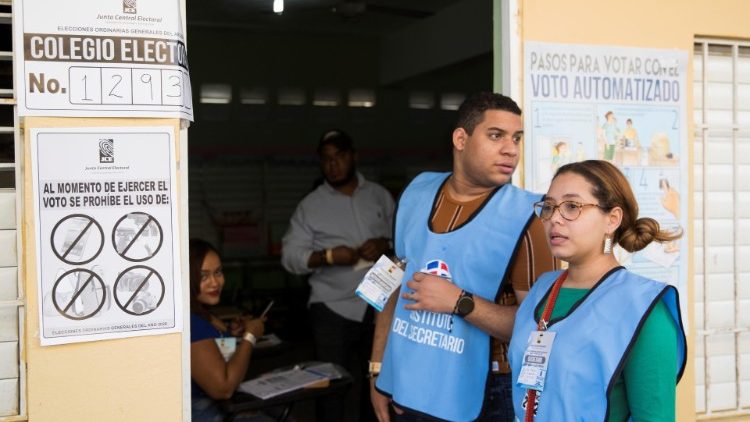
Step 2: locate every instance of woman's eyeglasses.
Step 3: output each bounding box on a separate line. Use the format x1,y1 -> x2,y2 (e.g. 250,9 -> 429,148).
533,200 -> 604,221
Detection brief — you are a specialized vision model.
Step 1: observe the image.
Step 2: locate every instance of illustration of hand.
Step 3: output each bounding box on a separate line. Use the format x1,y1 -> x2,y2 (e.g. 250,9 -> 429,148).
661,187 -> 680,219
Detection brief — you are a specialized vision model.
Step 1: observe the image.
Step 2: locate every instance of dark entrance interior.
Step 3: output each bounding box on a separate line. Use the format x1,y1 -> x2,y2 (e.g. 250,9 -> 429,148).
185,1 -> 493,419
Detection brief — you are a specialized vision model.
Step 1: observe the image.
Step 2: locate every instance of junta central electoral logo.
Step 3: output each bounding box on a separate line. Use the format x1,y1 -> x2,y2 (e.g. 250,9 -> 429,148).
123,0 -> 136,14
99,139 -> 114,163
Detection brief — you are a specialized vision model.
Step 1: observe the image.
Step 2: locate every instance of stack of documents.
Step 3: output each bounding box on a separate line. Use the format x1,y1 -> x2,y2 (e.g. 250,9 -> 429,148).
238,363 -> 342,399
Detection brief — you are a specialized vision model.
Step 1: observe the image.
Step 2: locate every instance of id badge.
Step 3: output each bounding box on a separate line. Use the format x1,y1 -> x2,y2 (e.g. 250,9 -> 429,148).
355,255 -> 405,311
215,337 -> 237,362
516,330 -> 556,392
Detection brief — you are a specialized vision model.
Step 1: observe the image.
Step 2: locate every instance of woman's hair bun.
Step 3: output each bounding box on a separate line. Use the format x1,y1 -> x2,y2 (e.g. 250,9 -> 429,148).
617,217 -> 659,252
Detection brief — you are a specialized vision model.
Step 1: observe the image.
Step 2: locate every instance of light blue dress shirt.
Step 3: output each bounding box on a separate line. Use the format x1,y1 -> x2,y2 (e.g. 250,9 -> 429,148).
281,173 -> 394,322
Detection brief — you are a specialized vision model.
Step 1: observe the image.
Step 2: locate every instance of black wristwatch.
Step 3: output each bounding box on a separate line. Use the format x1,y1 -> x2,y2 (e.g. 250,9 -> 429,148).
453,290 -> 475,317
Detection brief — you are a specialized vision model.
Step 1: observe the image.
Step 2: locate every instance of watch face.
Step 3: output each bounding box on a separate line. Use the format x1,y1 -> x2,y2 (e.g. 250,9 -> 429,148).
457,296 -> 474,316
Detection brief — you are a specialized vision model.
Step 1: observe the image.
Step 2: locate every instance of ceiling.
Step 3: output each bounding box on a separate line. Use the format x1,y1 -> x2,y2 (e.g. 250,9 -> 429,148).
186,0 -> 461,35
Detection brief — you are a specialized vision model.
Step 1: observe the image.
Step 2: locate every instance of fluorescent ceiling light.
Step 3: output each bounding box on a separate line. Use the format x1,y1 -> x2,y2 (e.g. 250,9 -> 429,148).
409,91 -> 435,109
440,93 -> 465,111
348,88 -> 376,108
240,87 -> 268,105
278,87 -> 306,106
313,88 -> 340,107
200,83 -> 232,104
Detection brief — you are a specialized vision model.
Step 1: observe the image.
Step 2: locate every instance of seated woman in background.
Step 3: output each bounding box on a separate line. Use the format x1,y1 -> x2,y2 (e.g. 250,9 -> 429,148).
190,238 -> 271,422
509,160 -> 687,421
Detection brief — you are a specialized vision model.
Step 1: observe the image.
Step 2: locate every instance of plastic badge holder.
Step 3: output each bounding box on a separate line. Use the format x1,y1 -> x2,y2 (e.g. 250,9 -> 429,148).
355,255 -> 407,311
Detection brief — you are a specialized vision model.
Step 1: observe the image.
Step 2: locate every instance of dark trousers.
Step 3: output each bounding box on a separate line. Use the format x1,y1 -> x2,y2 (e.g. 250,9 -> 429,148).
310,303 -> 375,422
478,373 -> 514,422
391,373 -> 514,422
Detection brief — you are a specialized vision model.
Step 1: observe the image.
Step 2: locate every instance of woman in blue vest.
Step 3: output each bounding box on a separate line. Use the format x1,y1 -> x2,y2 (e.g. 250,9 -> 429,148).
189,239 -> 273,422
509,160 -> 687,421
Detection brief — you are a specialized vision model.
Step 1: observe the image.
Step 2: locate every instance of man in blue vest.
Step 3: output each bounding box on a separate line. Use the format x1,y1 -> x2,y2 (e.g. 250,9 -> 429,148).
369,92 -> 555,421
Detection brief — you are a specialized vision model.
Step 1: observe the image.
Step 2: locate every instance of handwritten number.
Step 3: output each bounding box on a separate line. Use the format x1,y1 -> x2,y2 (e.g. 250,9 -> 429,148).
166,75 -> 181,98
81,75 -> 92,101
141,73 -> 153,100
108,74 -> 123,98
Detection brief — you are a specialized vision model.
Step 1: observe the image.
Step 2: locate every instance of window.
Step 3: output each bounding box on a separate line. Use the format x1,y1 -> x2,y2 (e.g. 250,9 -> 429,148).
693,39 -> 750,417
0,2 -> 22,417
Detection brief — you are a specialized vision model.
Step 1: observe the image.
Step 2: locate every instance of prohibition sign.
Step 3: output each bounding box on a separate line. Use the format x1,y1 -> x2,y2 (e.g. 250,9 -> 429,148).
51,214 -> 104,265
113,265 -> 165,316
112,211 -> 163,262
52,268 -> 107,320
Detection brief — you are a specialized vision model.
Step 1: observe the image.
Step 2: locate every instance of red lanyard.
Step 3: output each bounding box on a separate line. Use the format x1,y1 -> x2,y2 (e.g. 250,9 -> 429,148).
524,270 -> 568,422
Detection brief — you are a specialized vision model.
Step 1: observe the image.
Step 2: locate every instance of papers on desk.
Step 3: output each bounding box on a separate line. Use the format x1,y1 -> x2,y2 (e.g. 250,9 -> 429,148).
238,363 -> 342,400
303,363 -> 342,380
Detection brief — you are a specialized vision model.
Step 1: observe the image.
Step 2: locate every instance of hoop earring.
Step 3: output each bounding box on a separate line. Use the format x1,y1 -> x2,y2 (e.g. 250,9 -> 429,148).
603,234 -> 613,254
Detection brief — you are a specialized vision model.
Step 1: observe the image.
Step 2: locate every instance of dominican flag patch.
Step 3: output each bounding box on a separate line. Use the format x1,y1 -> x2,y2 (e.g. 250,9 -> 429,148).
422,259 -> 452,279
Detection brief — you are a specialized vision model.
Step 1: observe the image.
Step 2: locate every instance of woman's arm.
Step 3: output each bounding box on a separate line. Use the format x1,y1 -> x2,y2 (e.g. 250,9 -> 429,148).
623,301 -> 678,421
191,318 -> 265,400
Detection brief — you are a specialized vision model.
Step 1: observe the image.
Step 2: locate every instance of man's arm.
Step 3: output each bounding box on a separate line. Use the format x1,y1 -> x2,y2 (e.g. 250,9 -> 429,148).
280,204 -> 317,275
359,237 -> 391,261
370,286 -> 399,422
281,204 -> 361,273
402,273 -> 517,341
370,285 -> 398,365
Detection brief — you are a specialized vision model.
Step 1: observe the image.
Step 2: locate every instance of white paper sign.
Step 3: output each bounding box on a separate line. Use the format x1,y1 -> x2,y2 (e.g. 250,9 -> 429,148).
31,127 -> 182,345
13,0 -> 193,120
523,41 -> 689,326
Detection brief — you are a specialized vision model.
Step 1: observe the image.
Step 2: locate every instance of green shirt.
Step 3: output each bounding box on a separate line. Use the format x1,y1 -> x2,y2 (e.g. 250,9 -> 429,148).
536,288 -> 678,422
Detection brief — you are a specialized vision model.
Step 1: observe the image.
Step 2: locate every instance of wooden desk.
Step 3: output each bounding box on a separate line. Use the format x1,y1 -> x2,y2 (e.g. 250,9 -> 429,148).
219,364 -> 353,422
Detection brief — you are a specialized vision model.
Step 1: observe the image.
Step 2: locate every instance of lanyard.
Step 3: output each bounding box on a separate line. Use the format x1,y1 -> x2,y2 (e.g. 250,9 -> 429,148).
524,270 -> 568,422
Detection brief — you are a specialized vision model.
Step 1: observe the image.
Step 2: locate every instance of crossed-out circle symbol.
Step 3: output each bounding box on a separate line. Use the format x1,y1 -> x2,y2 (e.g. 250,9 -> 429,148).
51,214 -> 104,265
112,212 -> 163,262
113,265 -> 165,316
52,268 -> 107,320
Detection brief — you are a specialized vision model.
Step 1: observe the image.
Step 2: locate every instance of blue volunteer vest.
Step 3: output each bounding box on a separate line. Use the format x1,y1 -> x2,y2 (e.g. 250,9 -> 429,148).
509,268 -> 687,421
376,172 -> 540,421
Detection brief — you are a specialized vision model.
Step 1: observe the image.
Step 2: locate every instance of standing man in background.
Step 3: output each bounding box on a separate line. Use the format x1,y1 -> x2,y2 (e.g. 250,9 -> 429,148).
282,129 -> 394,422
369,93 -> 557,421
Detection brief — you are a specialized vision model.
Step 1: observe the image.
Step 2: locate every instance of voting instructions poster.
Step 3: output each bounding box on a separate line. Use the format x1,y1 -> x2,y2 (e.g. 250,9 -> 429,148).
523,41 -> 689,324
31,127 -> 182,345
13,0 -> 193,120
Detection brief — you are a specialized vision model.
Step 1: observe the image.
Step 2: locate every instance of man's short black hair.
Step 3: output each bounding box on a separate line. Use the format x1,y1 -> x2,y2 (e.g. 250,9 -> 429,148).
455,92 -> 522,135
317,129 -> 355,154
